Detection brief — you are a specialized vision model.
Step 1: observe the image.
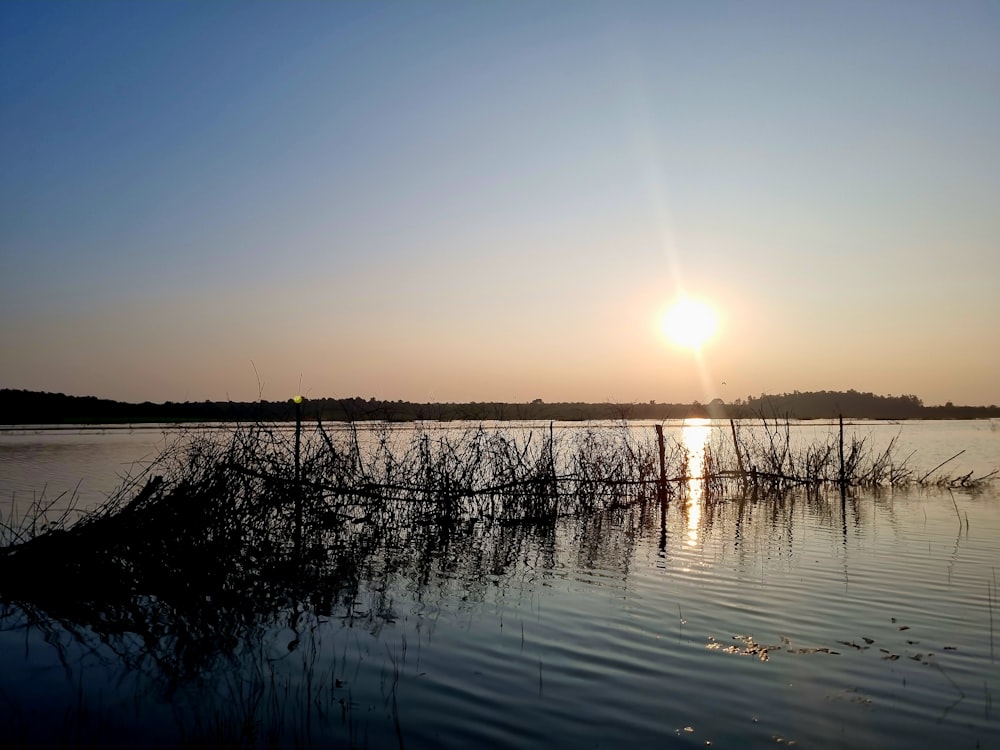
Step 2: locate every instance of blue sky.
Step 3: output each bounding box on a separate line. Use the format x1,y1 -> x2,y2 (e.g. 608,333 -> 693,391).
2,1 -> 998,405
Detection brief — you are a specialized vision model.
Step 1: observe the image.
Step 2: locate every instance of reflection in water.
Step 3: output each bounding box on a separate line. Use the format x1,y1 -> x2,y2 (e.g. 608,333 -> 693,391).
3,423 -> 998,749
681,418 -> 711,547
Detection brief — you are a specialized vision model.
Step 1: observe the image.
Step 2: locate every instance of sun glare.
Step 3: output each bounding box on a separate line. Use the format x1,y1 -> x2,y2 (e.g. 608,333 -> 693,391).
660,297 -> 719,351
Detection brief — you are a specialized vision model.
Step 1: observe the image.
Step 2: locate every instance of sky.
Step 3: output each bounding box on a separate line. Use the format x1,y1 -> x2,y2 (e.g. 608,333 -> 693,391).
2,1 -> 998,407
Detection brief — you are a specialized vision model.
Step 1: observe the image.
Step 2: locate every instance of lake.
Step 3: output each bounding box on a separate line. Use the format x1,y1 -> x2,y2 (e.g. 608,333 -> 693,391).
1,420 -> 998,748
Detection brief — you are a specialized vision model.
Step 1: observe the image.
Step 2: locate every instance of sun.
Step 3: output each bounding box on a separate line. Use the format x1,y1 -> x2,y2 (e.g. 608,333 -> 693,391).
660,296 -> 719,351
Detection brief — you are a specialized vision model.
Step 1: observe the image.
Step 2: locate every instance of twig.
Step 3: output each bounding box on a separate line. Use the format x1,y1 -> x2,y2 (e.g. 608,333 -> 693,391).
918,450 -> 966,484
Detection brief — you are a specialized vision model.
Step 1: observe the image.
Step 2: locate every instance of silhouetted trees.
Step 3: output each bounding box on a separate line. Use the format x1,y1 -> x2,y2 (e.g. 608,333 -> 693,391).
1,388 -> 998,425
729,390 -> 929,420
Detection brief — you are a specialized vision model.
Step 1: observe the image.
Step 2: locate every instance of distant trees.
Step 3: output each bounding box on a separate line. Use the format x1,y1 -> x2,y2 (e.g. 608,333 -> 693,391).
1,388 -> 997,425
727,389 -> 929,420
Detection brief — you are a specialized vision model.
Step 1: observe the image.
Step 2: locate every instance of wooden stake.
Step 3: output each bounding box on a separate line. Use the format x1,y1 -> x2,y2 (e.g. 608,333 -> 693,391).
655,424 -> 667,500
294,397 -> 303,554
838,413 -> 845,499
730,418 -> 746,494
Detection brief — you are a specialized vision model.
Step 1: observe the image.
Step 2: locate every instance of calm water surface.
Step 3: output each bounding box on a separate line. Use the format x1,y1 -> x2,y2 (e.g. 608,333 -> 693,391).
1,421 -> 998,748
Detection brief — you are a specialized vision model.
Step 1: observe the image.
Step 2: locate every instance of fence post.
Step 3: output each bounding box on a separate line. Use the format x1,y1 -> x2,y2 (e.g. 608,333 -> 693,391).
294,395 -> 303,554
549,420 -> 555,477
655,424 -> 667,502
422,433 -> 432,491
729,418 -> 746,495
548,421 -> 558,504
838,413 -> 845,500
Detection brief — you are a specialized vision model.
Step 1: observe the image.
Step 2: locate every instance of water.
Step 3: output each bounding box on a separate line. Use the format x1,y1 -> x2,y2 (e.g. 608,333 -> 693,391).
0,424 -> 223,516
1,421 -> 998,748
2,419 -> 997,514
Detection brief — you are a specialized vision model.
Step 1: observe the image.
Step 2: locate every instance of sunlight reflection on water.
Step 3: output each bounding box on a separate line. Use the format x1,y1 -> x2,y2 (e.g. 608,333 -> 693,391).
1,421 -> 998,749
681,418 -> 711,547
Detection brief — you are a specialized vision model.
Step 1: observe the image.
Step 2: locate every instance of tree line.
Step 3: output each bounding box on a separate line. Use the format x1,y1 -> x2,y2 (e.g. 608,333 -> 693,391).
1,388 -> 998,425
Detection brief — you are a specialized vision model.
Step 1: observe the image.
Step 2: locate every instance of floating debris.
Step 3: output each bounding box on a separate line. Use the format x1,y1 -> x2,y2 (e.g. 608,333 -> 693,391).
706,634 -> 777,661
720,634 -> 842,658
829,687 -> 874,706
837,640 -> 867,650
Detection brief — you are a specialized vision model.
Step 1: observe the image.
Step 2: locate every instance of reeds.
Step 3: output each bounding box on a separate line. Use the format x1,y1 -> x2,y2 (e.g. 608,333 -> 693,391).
0,416 -> 993,748
0,484 -> 83,548
726,419 -> 994,494
0,418 -> 992,680
3,418 -> 992,570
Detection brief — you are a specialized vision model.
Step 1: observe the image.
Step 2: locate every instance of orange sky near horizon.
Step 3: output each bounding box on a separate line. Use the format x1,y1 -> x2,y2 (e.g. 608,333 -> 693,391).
2,2 -> 998,407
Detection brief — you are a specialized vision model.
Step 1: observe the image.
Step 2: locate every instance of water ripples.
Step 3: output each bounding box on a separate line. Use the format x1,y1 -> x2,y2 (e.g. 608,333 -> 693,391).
2,424 -> 998,748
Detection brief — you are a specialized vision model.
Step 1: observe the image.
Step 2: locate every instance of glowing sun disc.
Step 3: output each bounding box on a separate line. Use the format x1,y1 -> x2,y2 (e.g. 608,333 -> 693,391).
661,297 -> 719,350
